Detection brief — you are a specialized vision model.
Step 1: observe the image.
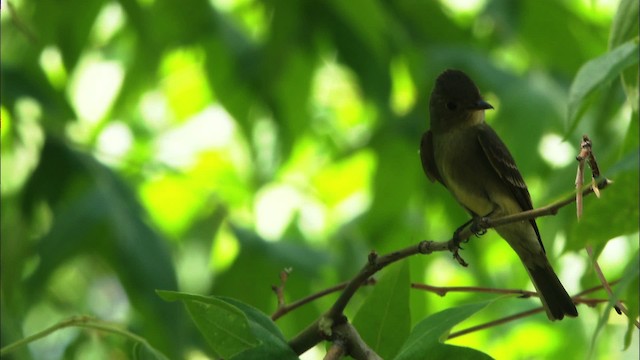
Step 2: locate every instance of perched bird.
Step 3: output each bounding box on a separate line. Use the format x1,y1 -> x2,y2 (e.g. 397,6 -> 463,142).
420,69 -> 577,320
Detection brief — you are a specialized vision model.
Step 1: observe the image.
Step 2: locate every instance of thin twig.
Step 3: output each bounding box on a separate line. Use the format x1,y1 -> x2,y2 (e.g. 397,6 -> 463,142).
477,178 -> 610,230
586,246 -> 640,328
448,308 -> 545,339
272,279 -> 376,321
271,268 -> 292,317
447,280 -> 625,339
413,280 -> 622,301
7,1 -> 39,44
411,284 -> 538,298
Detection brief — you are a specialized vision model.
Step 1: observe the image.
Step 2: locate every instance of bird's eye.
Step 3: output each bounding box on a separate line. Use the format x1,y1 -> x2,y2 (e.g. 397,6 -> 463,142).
446,102 -> 458,111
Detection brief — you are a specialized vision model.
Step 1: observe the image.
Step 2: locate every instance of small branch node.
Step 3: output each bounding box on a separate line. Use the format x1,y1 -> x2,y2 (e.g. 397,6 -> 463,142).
418,240 -> 432,254
367,251 -> 378,265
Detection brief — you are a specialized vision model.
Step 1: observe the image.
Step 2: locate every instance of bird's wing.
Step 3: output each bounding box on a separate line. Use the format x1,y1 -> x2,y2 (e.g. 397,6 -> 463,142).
420,130 -> 445,186
476,126 -> 544,250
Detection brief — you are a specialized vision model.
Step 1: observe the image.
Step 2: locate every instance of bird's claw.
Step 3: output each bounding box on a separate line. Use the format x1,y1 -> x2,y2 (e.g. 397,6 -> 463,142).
471,217 -> 488,237
449,229 -> 469,267
452,248 -> 469,267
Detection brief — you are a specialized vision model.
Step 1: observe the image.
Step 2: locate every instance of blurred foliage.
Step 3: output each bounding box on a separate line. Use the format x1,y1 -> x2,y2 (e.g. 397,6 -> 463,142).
1,0 -> 638,359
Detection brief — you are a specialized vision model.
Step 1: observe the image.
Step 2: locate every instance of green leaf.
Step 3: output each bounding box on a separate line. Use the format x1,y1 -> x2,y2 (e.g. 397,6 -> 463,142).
567,40 -> 639,131
609,0 -> 640,111
395,302 -> 493,360
157,291 -> 259,359
218,297 -> 287,342
352,262 -> 411,359
326,0 -> 388,61
609,0 -> 639,49
157,291 -> 299,360
219,297 -> 299,360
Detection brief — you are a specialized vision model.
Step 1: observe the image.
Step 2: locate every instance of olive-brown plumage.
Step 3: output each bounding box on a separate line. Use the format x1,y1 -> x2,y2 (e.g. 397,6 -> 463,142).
420,69 -> 577,320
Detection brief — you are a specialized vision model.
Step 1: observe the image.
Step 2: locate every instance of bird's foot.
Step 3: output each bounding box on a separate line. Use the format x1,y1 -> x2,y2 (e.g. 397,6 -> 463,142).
450,225 -> 470,267
471,217 -> 489,237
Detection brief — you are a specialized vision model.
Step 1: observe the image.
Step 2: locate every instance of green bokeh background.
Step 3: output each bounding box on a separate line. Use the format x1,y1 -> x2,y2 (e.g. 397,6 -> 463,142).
1,0 -> 638,359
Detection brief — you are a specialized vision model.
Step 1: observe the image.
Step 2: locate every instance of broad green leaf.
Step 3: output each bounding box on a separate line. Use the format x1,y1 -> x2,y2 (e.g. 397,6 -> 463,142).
219,297 -> 299,360
157,291 -> 259,359
609,0 -> 640,110
395,302 -> 493,360
352,262 -> 411,359
609,0 -> 639,49
567,40 -> 639,131
158,291 -> 299,359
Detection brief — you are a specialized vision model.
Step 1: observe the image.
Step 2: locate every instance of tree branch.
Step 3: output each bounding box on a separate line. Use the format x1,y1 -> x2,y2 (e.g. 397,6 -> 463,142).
287,178 -> 611,355
411,283 -> 538,298
272,279 -> 376,321
476,177 -> 610,231
327,321 -> 383,360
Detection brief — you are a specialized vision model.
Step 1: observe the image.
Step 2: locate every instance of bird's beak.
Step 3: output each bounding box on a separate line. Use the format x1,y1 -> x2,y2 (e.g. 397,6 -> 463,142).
473,100 -> 494,110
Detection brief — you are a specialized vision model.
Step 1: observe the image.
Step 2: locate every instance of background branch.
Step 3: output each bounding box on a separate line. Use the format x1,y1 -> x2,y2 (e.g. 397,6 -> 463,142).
0,316 -> 165,358
586,246 -> 640,328
447,279 -> 626,339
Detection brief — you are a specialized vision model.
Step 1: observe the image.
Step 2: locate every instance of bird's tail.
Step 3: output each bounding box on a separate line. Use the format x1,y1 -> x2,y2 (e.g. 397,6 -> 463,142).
525,260 -> 578,320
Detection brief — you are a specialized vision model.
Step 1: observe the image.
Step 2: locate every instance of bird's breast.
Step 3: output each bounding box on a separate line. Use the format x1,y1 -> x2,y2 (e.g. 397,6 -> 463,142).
433,127 -> 498,216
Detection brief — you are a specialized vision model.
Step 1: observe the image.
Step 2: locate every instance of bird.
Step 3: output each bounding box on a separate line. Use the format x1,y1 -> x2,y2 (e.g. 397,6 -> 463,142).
420,69 -> 578,320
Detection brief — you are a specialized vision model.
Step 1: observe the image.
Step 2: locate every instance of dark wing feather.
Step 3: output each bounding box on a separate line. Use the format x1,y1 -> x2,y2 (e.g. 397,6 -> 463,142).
476,126 -> 544,251
420,131 -> 445,186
